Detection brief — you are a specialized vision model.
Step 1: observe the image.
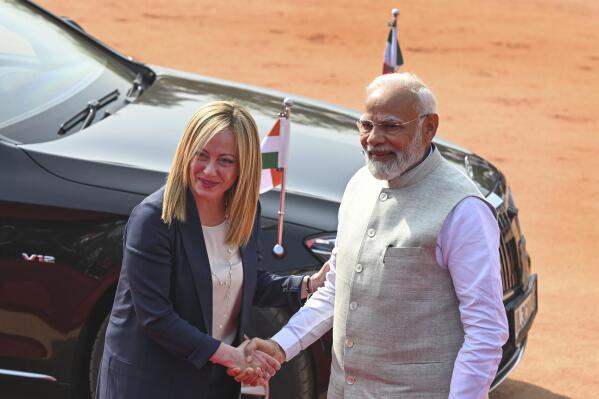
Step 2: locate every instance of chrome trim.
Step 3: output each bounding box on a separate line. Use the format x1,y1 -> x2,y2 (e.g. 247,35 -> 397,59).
502,288 -> 517,302
486,191 -> 504,209
490,339 -> 527,391
0,368 -> 57,381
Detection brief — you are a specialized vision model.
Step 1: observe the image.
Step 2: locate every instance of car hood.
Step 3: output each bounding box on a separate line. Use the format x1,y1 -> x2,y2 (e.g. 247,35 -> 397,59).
21,68 -> 364,200
20,67 -> 497,226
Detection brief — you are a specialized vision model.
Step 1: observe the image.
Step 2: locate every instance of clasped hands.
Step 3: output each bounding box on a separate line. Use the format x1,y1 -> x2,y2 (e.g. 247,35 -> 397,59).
228,263 -> 329,386
227,338 -> 285,386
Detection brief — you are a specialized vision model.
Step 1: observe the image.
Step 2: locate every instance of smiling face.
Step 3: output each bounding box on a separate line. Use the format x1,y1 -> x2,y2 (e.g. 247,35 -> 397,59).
360,86 -> 438,180
188,128 -> 239,205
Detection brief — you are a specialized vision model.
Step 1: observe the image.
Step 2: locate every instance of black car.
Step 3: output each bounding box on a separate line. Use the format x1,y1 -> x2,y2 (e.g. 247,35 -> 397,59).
0,1 -> 538,398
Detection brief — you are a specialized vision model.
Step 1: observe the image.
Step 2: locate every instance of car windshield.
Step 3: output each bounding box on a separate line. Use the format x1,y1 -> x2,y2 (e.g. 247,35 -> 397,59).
0,0 -> 137,143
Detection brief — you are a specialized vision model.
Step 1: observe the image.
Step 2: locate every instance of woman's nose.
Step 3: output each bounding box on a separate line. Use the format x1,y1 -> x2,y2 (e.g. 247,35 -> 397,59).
203,160 -> 218,176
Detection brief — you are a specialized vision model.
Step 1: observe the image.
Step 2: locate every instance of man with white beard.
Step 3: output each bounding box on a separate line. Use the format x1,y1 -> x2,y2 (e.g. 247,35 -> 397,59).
231,73 -> 509,399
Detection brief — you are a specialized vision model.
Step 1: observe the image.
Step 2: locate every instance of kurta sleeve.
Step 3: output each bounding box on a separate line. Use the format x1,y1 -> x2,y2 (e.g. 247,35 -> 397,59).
271,245 -> 337,361
438,197 -> 509,398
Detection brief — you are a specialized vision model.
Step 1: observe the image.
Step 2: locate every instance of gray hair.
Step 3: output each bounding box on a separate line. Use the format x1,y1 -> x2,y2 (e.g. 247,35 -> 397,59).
366,72 -> 437,115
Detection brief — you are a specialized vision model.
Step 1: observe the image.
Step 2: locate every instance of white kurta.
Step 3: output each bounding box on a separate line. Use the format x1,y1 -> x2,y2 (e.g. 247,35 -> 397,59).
202,221 -> 243,345
272,147 -> 508,398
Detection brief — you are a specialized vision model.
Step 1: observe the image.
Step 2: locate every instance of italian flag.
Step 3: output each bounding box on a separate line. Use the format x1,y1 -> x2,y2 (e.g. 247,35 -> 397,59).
260,117 -> 290,194
383,24 -> 404,74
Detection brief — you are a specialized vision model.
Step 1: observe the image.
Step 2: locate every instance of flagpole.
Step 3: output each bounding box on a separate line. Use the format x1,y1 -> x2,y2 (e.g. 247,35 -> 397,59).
391,8 -> 400,25
273,97 -> 294,258
390,8 -> 399,73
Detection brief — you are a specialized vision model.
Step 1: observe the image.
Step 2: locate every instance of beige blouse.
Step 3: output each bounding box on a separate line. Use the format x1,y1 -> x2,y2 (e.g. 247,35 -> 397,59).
201,221 -> 243,344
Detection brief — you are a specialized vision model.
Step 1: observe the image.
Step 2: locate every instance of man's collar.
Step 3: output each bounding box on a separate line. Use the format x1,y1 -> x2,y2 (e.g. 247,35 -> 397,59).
386,144 -> 441,189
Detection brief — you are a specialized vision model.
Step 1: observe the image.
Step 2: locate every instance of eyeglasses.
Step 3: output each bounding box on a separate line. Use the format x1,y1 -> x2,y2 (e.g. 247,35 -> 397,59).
356,114 -> 427,136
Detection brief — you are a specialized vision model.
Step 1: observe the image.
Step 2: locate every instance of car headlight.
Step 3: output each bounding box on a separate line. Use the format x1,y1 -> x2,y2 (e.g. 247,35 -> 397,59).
304,233 -> 337,263
463,153 -> 499,197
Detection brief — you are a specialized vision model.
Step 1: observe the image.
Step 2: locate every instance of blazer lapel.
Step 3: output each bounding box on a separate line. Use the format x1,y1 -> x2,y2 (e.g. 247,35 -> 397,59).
180,190 -> 213,335
236,237 -> 256,343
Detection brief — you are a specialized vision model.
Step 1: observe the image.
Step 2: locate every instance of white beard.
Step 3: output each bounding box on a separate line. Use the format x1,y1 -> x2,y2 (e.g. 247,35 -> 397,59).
364,126 -> 425,181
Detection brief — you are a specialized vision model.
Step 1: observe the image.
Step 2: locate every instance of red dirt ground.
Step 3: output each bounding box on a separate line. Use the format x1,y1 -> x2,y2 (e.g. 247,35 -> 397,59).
37,0 -> 599,397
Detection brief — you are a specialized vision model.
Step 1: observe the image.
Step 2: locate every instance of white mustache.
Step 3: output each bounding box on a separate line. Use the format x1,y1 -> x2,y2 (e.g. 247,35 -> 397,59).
365,144 -> 396,154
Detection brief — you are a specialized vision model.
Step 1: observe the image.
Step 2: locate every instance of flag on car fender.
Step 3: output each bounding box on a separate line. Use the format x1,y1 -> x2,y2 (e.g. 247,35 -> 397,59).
383,22 -> 403,73
260,117 -> 290,194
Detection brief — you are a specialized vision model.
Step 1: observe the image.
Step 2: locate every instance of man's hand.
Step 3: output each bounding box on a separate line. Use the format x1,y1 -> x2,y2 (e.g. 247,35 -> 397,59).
222,340 -> 280,386
227,338 -> 285,385
247,337 -> 286,363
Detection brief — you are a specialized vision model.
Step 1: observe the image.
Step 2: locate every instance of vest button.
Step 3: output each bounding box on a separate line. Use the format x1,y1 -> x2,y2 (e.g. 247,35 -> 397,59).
345,337 -> 354,348
346,375 -> 356,385
367,228 -> 376,237
349,301 -> 358,310
355,264 -> 363,273
379,192 -> 388,201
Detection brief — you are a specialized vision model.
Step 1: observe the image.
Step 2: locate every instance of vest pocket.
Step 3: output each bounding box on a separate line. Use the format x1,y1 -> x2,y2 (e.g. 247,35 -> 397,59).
384,361 -> 452,395
384,246 -> 422,259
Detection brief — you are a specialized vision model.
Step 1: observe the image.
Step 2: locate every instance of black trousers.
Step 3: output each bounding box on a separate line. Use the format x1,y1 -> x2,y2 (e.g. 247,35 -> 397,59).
207,364 -> 240,399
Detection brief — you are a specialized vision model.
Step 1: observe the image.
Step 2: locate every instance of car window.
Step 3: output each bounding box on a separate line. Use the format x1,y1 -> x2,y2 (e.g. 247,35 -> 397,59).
0,24 -> 35,57
0,0 -> 136,142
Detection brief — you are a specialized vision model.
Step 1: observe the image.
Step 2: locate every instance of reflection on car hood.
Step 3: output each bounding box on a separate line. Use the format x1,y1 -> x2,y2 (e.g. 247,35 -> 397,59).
20,67 -> 487,221
22,67 -> 363,201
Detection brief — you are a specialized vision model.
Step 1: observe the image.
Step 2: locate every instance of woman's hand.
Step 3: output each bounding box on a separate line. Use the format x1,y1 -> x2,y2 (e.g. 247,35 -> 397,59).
310,260 -> 331,292
212,340 -> 281,386
300,261 -> 331,299
227,338 -> 285,385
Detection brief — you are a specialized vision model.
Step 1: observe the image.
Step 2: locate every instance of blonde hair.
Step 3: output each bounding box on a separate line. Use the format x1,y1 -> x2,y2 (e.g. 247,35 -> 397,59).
162,101 -> 262,247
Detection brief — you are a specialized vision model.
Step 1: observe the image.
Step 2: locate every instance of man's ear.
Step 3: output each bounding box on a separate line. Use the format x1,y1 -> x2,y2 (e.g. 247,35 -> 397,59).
423,114 -> 439,141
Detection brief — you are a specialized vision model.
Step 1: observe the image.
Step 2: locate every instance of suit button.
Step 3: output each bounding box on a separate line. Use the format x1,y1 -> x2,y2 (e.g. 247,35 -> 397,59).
346,376 -> 356,385
345,337 -> 354,348
355,264 -> 363,273
367,228 -> 376,237
379,192 -> 388,201
349,301 -> 358,310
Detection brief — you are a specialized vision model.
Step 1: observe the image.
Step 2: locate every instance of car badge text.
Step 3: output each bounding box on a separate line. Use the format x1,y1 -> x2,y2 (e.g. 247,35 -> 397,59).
22,253 -> 55,263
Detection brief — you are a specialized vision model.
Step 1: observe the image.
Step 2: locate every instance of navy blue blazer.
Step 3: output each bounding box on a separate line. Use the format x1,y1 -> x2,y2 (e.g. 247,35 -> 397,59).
96,188 -> 303,399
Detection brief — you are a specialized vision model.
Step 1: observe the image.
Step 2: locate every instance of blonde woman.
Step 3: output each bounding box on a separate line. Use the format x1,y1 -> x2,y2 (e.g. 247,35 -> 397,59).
96,101 -> 325,399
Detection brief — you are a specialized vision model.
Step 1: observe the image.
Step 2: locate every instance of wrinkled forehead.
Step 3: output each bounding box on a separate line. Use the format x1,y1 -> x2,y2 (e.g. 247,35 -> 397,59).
364,87 -> 419,119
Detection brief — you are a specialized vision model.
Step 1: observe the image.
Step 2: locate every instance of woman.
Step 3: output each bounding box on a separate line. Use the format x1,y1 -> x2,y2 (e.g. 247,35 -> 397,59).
96,101 -> 324,399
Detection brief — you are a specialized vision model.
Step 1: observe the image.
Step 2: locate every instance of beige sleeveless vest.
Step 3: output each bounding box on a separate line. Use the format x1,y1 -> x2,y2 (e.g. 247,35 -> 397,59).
328,148 -> 489,398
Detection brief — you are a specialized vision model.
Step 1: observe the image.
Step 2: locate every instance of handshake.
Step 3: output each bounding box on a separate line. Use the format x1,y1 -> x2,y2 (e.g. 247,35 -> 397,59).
226,337 -> 286,386
225,263 -> 330,386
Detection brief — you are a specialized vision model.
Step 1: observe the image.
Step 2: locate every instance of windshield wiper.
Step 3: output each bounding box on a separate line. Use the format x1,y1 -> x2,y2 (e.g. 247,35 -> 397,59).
57,89 -> 120,135
125,73 -> 144,103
